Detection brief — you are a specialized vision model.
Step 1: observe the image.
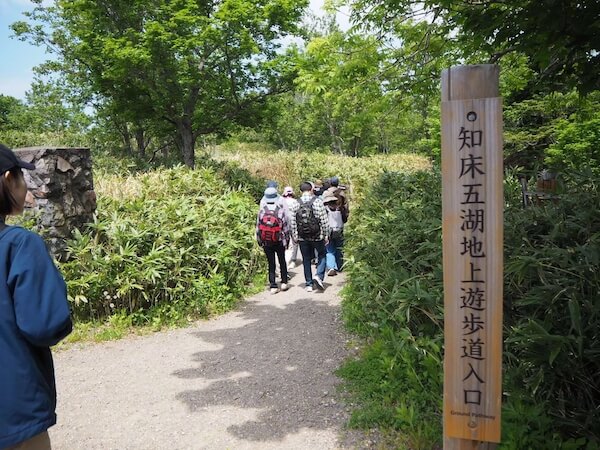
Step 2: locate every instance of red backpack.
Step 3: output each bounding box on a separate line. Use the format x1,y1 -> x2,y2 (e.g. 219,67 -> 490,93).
258,206 -> 284,244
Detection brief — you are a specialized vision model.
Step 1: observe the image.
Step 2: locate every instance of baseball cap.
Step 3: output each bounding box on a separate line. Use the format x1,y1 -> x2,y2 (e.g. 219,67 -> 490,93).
0,144 -> 35,173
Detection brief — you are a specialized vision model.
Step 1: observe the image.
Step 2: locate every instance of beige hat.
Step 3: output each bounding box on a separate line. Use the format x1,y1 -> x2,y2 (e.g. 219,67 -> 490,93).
321,192 -> 338,204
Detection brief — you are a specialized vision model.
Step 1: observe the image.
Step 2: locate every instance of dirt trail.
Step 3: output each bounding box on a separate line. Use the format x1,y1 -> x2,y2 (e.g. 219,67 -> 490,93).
51,267 -> 372,449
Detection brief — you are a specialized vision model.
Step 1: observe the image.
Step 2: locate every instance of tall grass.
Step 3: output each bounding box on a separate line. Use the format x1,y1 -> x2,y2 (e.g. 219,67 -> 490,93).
210,144 -> 431,203
59,161 -> 264,331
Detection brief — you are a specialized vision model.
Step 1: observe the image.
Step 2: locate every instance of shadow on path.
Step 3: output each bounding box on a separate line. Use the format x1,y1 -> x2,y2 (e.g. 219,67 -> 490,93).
174,286 -> 349,444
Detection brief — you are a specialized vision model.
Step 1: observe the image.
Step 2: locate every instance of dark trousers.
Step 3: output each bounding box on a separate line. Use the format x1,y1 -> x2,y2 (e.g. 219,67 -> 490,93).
263,242 -> 288,288
299,240 -> 326,286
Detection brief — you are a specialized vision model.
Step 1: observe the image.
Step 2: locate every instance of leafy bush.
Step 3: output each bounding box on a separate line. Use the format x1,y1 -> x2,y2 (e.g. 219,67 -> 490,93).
60,166 -> 263,326
545,117 -> 600,176
340,167 -> 600,447
503,91 -> 600,170
503,171 -> 600,444
340,169 -> 445,448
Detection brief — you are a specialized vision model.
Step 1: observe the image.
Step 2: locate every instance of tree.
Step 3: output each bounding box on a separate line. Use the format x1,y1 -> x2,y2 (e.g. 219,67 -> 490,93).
0,95 -> 25,131
13,0 -> 307,167
295,30 -> 385,155
347,0 -> 600,93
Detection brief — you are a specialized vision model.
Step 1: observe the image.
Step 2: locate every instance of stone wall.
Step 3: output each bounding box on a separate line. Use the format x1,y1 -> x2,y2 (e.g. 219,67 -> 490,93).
15,147 -> 96,260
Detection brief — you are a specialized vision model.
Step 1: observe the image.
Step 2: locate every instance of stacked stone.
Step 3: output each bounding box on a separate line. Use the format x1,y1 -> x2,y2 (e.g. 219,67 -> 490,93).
14,147 -> 96,260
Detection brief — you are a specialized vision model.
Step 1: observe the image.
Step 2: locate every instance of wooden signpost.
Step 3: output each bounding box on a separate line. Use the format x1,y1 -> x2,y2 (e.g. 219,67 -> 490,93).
441,65 -> 503,449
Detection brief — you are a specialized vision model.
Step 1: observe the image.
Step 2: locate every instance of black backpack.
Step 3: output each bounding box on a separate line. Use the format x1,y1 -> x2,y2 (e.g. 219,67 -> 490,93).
296,198 -> 321,239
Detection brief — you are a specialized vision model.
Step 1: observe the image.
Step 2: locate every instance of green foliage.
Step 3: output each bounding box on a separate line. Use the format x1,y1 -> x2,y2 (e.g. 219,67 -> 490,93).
14,0 -> 308,166
0,95 -> 25,131
59,166 -> 263,326
503,91 -> 600,169
261,20 -> 453,157
342,170 -> 443,336
545,118 -> 600,176
503,171 -> 600,443
349,0 -> 600,93
340,169 -> 444,448
340,167 -> 600,447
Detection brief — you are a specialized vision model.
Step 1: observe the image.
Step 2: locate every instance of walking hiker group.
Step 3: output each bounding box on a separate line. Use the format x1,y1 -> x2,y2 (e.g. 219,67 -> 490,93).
256,177 -> 349,294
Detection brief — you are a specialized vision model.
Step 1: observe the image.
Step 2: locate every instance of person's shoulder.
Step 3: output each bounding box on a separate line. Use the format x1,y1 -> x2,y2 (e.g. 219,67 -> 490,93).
2,226 -> 39,243
0,226 -> 48,255
14,227 -> 48,248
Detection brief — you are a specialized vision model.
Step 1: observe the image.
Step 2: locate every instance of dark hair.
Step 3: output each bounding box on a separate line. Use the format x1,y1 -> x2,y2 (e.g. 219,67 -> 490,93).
300,181 -> 312,192
0,168 -> 24,216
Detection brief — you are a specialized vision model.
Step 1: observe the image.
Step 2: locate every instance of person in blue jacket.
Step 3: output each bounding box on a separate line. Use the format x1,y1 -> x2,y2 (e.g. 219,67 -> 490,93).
0,143 -> 72,450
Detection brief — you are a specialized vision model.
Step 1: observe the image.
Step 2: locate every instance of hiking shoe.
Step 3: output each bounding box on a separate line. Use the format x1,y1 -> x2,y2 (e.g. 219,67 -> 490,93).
314,277 -> 325,290
270,287 -> 280,294
327,268 -> 337,276
305,286 -> 313,293
281,283 -> 289,291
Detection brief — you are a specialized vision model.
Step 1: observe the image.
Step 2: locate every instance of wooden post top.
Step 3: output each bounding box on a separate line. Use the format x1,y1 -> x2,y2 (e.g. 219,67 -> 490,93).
441,65 -> 500,101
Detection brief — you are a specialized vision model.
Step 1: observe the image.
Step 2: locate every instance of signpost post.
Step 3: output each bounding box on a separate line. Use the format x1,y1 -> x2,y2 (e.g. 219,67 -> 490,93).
441,65 -> 503,450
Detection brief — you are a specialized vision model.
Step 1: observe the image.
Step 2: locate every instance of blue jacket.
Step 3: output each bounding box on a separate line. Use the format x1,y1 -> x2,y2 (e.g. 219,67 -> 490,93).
0,226 -> 72,448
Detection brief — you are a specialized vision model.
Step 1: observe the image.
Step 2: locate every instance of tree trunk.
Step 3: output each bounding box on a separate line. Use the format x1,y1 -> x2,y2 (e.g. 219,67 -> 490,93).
120,123 -> 133,155
350,136 -> 360,157
327,121 -> 343,154
135,127 -> 146,158
178,118 -> 196,168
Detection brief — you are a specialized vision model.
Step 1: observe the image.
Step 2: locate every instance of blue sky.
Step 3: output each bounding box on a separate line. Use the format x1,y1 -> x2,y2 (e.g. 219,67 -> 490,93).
0,0 -> 349,101
0,0 -> 53,99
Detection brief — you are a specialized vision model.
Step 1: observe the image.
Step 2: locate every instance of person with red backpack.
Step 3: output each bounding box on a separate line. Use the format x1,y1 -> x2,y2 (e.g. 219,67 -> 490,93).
256,187 -> 290,294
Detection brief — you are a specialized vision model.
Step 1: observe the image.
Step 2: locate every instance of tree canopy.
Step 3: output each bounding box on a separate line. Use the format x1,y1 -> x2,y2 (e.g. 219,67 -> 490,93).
13,0 -> 308,167
348,0 -> 600,93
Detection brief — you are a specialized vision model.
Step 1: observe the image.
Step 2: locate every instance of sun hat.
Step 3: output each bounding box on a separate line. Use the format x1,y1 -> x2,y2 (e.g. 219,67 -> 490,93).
0,144 -> 35,173
283,186 -> 294,196
263,186 -> 279,203
321,191 -> 338,204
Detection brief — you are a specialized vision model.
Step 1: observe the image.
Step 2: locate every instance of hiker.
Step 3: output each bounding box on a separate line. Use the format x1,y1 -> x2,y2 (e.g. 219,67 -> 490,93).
0,144 -> 72,450
322,190 -> 348,276
326,175 -> 349,218
289,181 -> 330,292
281,186 -> 300,269
259,181 -> 283,209
312,179 -> 325,197
256,187 -> 289,294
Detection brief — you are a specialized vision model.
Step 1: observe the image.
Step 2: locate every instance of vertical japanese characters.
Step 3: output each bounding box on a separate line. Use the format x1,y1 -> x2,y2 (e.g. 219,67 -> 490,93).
457,117 -> 487,407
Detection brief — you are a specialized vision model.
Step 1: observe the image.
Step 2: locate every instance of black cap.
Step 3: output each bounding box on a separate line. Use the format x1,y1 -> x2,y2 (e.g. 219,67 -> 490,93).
0,143 -> 35,173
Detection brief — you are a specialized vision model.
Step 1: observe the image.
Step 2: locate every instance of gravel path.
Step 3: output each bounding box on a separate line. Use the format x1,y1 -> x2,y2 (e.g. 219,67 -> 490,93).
51,267 -> 372,449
